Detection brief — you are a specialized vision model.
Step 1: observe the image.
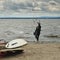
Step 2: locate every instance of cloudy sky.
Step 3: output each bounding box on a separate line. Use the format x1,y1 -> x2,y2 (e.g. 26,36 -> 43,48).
0,0 -> 60,17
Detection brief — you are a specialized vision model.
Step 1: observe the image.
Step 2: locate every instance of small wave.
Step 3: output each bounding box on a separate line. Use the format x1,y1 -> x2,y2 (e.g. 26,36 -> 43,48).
19,31 -> 24,34
4,31 -> 15,35
44,34 -> 60,38
16,35 -> 31,39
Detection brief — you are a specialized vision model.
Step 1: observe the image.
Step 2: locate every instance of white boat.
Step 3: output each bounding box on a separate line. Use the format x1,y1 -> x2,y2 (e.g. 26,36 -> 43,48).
5,39 -> 27,48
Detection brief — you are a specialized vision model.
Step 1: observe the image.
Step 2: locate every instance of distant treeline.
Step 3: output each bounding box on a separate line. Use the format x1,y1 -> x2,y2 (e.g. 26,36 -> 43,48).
0,16 -> 60,19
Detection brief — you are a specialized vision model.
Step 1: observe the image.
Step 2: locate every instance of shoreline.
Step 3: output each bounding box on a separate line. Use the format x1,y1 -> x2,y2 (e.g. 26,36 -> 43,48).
27,40 -> 60,44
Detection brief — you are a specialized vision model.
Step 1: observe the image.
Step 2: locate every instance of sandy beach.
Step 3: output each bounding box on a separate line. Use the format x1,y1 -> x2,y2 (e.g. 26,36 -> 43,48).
0,42 -> 60,60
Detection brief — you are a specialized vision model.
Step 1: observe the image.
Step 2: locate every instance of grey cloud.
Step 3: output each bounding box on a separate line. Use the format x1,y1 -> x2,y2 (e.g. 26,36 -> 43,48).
48,0 -> 58,6
3,1 -> 19,11
3,0 -> 34,12
35,0 -> 60,12
19,2 -> 33,9
0,0 -> 60,14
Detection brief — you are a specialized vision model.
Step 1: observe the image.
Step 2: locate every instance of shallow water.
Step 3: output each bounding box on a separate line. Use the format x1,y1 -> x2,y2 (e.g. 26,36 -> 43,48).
0,19 -> 60,42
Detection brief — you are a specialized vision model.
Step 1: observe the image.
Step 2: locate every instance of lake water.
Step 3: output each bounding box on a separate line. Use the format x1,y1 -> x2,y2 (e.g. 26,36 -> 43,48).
0,19 -> 60,42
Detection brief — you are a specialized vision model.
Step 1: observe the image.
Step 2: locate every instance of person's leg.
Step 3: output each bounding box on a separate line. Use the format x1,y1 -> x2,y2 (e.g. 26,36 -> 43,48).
36,35 -> 39,42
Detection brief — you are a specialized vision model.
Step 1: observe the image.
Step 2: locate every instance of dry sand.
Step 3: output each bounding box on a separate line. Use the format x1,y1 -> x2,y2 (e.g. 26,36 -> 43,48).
1,42 -> 60,60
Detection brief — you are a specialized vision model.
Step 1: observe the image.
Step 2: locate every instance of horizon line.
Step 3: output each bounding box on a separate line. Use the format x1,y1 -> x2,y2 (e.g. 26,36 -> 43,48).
0,16 -> 60,19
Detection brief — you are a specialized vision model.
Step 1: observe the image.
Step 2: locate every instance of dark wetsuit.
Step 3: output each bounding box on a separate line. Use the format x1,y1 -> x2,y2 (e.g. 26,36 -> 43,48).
34,22 -> 41,42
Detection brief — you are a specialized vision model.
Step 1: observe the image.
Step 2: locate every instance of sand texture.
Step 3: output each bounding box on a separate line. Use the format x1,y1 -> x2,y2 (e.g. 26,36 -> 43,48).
1,42 -> 60,60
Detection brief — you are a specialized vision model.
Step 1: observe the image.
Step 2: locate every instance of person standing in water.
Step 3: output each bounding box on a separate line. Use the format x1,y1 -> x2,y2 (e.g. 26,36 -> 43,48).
34,22 -> 41,42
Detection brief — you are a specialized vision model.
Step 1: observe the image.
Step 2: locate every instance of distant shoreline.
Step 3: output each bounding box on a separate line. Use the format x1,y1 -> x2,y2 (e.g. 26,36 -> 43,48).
0,16 -> 60,19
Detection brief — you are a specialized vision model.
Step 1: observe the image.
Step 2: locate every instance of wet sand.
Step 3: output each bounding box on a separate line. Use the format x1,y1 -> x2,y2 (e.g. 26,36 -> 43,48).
1,42 -> 60,60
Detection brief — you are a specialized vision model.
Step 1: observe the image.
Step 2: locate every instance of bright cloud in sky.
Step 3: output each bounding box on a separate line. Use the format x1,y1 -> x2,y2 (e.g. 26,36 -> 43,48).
0,0 -> 60,16
47,0 -> 60,11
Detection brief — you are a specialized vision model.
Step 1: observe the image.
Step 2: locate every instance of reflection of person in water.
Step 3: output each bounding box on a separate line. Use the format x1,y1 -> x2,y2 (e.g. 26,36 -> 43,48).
34,22 -> 41,42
